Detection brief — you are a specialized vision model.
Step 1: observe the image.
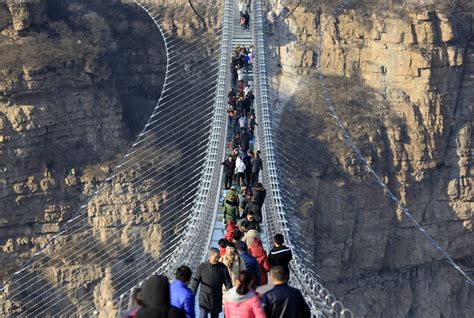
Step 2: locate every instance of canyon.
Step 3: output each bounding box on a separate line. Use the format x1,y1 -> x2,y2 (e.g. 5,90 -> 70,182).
0,0 -> 473,317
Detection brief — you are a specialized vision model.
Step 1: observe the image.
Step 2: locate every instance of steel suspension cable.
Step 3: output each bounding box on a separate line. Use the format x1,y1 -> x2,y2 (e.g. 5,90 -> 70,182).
1,88 -> 216,294
1,1 -> 228,314
312,0 -> 474,286
1,12 -> 222,292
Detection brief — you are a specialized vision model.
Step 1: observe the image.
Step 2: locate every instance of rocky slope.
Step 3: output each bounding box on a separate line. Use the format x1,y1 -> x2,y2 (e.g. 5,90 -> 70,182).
0,0 -> 167,314
266,0 -> 474,317
1,0 -> 224,315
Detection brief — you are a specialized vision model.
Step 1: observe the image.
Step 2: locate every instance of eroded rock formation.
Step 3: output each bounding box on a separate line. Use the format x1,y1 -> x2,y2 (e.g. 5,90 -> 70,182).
0,0 -> 166,314
1,0 -> 224,315
267,0 -> 474,316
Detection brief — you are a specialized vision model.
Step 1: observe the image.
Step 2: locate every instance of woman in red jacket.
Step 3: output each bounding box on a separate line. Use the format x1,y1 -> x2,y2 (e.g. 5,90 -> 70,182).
225,221 -> 238,241
224,271 -> 265,318
248,238 -> 270,285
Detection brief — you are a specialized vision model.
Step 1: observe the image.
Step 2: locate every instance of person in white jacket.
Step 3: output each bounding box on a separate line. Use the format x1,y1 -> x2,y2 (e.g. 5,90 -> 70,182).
235,155 -> 246,187
239,0 -> 245,13
237,67 -> 244,82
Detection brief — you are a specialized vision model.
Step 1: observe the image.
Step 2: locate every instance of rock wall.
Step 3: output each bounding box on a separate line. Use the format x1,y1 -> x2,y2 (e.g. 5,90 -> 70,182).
1,0 -> 224,315
266,0 -> 474,317
0,0 -> 167,314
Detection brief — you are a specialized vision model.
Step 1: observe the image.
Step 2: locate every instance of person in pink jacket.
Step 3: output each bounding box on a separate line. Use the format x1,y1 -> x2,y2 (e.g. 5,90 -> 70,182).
224,271 -> 265,318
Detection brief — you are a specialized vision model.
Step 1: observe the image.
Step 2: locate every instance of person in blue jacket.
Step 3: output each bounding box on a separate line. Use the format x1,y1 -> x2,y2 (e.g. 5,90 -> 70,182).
170,266 -> 195,318
236,241 -> 261,286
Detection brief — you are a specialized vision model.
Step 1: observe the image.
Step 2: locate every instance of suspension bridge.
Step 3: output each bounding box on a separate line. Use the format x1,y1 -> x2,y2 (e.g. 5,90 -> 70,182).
1,0 -> 472,317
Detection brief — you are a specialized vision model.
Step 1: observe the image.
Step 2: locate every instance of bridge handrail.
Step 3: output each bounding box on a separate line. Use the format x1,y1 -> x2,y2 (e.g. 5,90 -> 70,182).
116,0 -> 234,311
175,0 -> 234,269
251,1 -> 352,317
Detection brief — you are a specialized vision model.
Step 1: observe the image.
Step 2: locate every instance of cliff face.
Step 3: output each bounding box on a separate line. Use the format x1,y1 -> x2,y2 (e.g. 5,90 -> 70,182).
0,0 -> 166,306
1,0 -> 225,315
267,0 -> 474,317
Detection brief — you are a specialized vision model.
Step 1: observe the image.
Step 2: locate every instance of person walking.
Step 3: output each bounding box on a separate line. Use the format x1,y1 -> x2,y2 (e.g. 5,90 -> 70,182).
233,110 -> 241,136
240,131 -> 250,155
224,190 -> 240,225
220,242 -> 247,286
224,271 -> 265,318
245,0 -> 252,13
243,196 -> 262,223
236,242 -> 261,286
228,100 -> 236,129
136,275 -> 185,318
250,151 -> 263,186
248,48 -> 254,70
243,151 -> 253,186
192,248 -> 233,318
261,266 -> 311,318
252,183 -> 266,208
244,11 -> 250,30
239,0 -> 245,13
218,238 -> 229,256
221,155 -> 235,190
239,187 -> 251,217
228,88 -> 236,99
238,114 -> 248,135
268,234 -> 293,271
244,211 -> 260,232
170,266 -> 195,318
123,288 -> 143,318
246,90 -> 255,107
235,156 -> 246,187
233,132 -> 241,150
248,114 -> 257,139
248,239 -> 270,285
242,222 -> 260,247
225,221 -> 238,241
225,186 -> 240,205
232,229 -> 244,243
242,96 -> 251,116
237,66 -> 244,82
243,84 -> 251,97
236,96 -> 244,115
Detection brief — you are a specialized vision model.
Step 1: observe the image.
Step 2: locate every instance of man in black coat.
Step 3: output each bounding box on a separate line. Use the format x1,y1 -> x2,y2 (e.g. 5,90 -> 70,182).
192,248 -> 232,318
250,151 -> 263,186
252,183 -> 266,208
261,266 -> 310,318
233,132 -> 241,150
243,196 -> 262,223
221,155 -> 235,190
243,96 -> 252,115
240,131 -> 250,153
243,151 -> 253,186
268,234 -> 293,270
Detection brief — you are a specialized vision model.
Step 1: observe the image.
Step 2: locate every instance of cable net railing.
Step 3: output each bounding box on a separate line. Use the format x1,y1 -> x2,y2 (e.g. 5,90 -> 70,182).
261,1 -> 473,317
7,0 -> 469,316
116,0 -> 235,312
0,1 -> 224,316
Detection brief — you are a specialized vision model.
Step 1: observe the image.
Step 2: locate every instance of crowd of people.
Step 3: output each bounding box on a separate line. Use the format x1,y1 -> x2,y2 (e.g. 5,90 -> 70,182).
226,44 -> 261,191
122,38 -> 310,316
123,234 -> 309,318
120,8 -> 311,316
